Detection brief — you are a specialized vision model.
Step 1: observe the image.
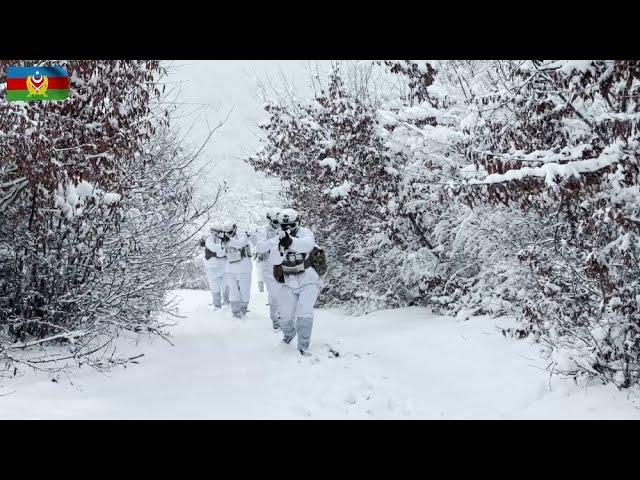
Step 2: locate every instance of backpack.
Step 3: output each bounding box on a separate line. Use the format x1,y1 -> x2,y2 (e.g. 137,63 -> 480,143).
306,246 -> 327,276
273,264 -> 285,283
273,246 -> 327,282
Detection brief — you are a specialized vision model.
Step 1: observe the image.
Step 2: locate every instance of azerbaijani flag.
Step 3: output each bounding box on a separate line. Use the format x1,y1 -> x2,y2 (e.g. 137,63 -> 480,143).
6,66 -> 69,101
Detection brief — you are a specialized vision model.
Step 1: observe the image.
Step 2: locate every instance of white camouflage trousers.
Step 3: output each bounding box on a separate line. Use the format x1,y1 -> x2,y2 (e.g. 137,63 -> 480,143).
227,272 -> 252,317
278,282 -> 319,351
206,269 -> 229,308
263,270 -> 282,329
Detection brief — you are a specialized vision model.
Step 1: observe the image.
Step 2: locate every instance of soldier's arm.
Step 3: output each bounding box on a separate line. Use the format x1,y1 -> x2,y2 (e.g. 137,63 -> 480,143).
290,229 -> 315,254
269,247 -> 284,265
228,234 -> 248,249
256,236 -> 278,254
205,237 -> 224,255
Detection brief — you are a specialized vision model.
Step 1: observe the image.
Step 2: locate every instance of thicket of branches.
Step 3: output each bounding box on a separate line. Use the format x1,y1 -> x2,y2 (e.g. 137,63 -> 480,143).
247,60 -> 640,388
462,61 -> 640,388
248,71 -> 393,304
0,61 -> 217,377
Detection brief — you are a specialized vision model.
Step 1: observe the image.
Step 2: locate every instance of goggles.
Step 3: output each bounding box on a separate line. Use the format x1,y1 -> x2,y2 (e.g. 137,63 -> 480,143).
280,222 -> 298,231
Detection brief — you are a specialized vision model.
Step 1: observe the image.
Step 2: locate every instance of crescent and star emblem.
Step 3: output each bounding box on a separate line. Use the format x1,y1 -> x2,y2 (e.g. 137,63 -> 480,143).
26,70 -> 49,97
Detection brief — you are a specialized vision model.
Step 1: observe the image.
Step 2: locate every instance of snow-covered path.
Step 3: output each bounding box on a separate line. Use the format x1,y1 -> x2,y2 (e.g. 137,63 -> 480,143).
1,282 -> 639,419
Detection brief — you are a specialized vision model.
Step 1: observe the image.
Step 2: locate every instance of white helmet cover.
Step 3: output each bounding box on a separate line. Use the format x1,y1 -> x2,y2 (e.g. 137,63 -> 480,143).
209,222 -> 224,233
266,207 -> 280,221
221,221 -> 237,236
266,208 -> 280,228
277,208 -> 300,232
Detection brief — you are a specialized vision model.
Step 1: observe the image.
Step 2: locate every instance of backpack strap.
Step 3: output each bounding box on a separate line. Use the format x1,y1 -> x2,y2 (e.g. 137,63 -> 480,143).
303,247 -> 317,270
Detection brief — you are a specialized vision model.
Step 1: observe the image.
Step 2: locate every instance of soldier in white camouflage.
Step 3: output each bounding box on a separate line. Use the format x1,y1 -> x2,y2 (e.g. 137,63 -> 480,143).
269,209 -> 322,355
252,208 -> 283,330
221,222 -> 253,319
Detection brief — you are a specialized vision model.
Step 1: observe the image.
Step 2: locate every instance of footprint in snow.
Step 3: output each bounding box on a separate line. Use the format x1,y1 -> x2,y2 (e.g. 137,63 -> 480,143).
345,392 -> 357,405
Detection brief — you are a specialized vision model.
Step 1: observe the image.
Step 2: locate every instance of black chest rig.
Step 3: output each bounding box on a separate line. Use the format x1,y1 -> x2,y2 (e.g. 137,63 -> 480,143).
281,251 -> 307,274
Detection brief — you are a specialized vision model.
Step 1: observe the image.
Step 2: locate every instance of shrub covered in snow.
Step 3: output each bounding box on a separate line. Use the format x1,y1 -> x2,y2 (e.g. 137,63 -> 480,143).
247,59 -> 640,389
0,61 -> 215,376
462,60 -> 640,388
248,68 -> 394,305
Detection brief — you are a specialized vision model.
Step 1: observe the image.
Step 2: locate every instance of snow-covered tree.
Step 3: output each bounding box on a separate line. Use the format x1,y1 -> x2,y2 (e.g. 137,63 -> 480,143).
464,60 -> 640,387
0,61 -> 215,376
247,67 -> 392,304
247,59 -> 640,390
362,61 -> 532,315
247,61 -> 534,314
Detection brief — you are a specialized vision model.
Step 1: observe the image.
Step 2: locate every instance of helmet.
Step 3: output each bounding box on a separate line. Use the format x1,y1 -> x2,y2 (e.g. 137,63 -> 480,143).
266,208 -> 280,229
221,221 -> 237,237
209,222 -> 224,234
277,208 -> 300,233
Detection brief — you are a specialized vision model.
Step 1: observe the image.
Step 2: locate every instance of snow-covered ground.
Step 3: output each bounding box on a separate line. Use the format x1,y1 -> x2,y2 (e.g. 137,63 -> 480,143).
1,275 -> 638,419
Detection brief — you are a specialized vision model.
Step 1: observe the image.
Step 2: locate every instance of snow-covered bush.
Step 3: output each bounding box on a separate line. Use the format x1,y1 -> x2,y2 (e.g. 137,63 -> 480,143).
358,61 -> 536,316
0,61 -> 214,376
174,255 -> 209,290
246,59 -> 640,389
463,60 -> 640,388
247,67 -> 393,305
246,62 -> 533,315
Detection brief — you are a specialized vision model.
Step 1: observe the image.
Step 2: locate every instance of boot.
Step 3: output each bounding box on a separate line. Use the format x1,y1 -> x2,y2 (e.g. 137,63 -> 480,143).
231,301 -> 243,318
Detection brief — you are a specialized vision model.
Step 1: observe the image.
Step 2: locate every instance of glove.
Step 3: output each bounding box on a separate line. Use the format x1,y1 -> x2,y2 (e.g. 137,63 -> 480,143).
279,231 -> 293,249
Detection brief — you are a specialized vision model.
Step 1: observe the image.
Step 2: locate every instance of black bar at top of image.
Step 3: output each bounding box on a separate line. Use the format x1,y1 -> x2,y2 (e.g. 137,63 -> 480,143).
1,7 -> 639,60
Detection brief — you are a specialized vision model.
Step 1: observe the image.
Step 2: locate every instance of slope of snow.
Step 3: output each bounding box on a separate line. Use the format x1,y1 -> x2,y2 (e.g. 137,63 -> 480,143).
0,274 -> 638,419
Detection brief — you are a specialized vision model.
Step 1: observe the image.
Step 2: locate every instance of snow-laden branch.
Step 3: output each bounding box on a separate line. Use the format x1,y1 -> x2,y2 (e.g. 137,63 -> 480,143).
469,143 -> 624,187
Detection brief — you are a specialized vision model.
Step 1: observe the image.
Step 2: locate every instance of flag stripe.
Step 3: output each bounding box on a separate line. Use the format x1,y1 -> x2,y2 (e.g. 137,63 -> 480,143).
7,66 -> 68,79
7,77 -> 70,90
6,89 -> 70,101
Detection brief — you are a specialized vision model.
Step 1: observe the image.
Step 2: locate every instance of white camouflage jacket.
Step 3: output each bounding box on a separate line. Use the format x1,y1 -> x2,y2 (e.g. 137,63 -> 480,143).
269,226 -> 319,288
224,232 -> 253,275
204,236 -> 226,272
